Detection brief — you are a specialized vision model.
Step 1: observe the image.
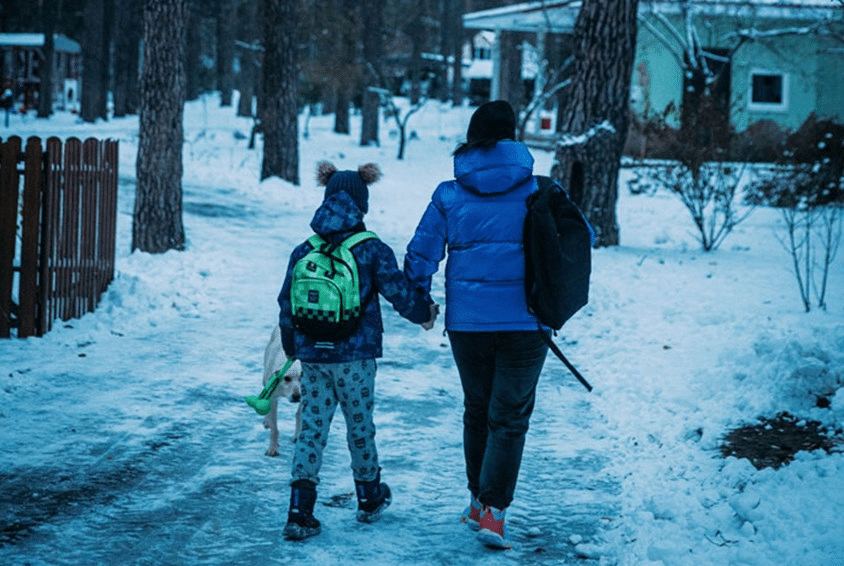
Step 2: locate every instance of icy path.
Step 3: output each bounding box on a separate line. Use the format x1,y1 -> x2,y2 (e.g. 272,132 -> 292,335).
0,180 -> 617,565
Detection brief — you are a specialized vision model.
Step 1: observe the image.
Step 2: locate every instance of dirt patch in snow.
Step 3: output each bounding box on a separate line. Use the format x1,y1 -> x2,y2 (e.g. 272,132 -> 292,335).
720,412 -> 842,470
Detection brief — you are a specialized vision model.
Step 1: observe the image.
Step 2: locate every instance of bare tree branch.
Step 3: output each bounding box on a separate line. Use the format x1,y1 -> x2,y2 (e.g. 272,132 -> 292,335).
641,0 -> 843,82
368,87 -> 427,160
726,21 -> 829,42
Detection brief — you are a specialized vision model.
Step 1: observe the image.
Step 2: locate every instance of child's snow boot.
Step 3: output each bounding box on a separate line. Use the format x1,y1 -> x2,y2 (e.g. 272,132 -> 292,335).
283,480 -> 322,540
460,495 -> 482,531
477,505 -> 511,549
354,468 -> 392,523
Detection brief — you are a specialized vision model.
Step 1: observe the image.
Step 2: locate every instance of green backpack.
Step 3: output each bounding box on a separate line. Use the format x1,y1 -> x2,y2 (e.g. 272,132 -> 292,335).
290,231 -> 378,342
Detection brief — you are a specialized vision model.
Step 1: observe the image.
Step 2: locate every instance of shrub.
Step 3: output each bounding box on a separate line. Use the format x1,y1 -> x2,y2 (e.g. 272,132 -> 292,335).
648,158 -> 752,251
746,114 -> 844,311
730,119 -> 787,163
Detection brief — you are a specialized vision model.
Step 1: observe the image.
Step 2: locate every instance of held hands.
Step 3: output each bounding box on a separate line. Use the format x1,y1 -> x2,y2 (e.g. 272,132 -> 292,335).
421,303 -> 440,330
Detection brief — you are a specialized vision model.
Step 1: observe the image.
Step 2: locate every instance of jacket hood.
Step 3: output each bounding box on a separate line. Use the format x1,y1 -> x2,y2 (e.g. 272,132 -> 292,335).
454,141 -> 534,196
309,190 -> 366,241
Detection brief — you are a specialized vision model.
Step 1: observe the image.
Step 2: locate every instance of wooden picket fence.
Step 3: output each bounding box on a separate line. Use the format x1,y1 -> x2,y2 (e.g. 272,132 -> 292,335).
0,136 -> 118,338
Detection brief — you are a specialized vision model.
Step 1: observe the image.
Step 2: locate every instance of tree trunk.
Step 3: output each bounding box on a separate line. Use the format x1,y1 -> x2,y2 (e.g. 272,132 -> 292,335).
680,48 -> 732,161
236,62 -> 256,117
334,86 -> 350,134
112,0 -> 142,117
81,0 -> 110,122
360,89 -> 380,146
498,31 -> 523,118
134,0 -> 187,253
359,0 -> 383,146
551,0 -> 639,247
550,32 -> 576,133
216,0 -> 236,106
185,0 -> 202,101
332,0 -> 356,136
408,14 -> 423,105
37,0 -> 57,118
436,0 -> 450,102
260,0 -> 299,184
103,0 -> 115,114
449,0 -> 464,107
236,0 -> 260,117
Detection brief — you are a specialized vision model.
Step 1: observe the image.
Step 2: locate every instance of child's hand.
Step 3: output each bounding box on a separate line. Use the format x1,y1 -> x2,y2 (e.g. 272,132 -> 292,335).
421,303 -> 440,330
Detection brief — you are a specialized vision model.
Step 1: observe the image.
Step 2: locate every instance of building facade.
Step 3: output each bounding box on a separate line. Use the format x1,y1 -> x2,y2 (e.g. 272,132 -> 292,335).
463,1 -> 844,147
0,33 -> 82,112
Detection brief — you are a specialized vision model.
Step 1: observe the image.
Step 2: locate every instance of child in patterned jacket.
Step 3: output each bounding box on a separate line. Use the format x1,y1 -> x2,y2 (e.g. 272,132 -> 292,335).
277,161 -> 438,540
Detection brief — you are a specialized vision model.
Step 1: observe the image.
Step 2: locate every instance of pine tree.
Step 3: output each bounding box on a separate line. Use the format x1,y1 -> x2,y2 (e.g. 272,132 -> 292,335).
216,0 -> 236,107
112,0 -> 142,117
133,0 -> 187,253
359,0 -> 384,147
37,0 -> 58,118
260,0 -> 299,184
80,0 -> 111,123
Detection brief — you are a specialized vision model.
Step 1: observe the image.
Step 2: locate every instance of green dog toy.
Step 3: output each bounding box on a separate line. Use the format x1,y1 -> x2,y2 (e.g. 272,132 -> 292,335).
245,358 -> 295,416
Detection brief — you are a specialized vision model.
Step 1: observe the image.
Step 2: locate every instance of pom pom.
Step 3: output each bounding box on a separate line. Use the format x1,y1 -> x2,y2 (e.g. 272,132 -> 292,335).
358,163 -> 382,185
316,160 -> 337,186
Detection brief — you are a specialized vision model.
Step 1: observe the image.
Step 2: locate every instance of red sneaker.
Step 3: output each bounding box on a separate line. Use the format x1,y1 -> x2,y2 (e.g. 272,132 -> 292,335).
477,505 -> 511,549
460,496 -> 482,530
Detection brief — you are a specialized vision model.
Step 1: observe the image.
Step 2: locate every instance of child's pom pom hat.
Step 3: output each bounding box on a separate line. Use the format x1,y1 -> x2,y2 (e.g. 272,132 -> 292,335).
316,160 -> 382,214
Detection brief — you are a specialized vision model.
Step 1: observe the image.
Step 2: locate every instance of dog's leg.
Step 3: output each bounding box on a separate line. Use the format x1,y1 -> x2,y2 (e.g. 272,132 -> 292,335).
265,391 -> 280,457
262,327 -> 282,457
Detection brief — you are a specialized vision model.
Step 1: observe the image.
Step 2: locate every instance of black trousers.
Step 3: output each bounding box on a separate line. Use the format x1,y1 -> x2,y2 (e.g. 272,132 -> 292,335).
448,330 -> 549,509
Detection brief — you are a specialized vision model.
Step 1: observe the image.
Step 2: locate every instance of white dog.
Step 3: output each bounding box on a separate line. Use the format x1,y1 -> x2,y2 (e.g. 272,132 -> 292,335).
262,325 -> 303,457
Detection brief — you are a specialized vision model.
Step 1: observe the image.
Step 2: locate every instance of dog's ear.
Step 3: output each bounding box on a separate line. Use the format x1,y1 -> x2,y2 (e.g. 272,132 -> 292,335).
316,160 -> 337,186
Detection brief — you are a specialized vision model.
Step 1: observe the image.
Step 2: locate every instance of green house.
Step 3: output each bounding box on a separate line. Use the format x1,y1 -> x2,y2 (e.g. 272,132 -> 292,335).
464,1 -> 844,154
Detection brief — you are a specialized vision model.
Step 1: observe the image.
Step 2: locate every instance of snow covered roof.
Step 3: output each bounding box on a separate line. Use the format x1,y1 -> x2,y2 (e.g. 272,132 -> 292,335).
464,0 -> 842,32
464,1 -> 580,33
642,0 -> 843,19
473,30 -> 497,48
0,33 -> 81,54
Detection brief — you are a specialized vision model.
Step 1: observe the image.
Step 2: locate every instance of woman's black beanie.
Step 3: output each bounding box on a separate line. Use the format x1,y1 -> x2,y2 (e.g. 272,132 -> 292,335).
466,100 -> 517,144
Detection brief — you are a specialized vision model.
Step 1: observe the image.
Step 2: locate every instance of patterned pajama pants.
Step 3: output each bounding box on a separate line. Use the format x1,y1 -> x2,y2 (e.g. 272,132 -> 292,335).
291,359 -> 380,485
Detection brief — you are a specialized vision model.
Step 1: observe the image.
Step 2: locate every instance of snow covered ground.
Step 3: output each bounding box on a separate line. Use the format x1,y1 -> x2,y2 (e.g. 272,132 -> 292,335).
1,96 -> 842,565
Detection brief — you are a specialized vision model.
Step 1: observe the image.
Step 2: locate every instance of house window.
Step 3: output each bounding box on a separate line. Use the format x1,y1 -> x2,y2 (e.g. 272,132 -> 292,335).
749,70 -> 788,111
474,46 -> 491,61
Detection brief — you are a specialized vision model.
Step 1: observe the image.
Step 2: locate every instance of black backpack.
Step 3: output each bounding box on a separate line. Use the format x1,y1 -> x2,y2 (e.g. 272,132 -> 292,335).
524,175 -> 593,390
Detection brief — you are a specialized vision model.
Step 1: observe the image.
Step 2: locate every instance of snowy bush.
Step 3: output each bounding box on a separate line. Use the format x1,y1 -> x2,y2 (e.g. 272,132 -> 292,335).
632,98 -> 754,252
624,165 -> 660,196
644,158 -> 752,251
746,116 -> 844,312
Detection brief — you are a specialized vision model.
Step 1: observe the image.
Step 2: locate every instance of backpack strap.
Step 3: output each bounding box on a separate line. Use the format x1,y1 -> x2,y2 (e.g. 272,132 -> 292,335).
337,230 -> 379,313
306,233 -> 326,250
340,230 -> 378,249
537,324 -> 593,392
306,231 -> 377,253
535,175 -> 561,194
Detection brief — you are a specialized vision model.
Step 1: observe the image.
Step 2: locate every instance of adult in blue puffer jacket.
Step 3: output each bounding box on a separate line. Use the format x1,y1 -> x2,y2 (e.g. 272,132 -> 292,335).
277,161 -> 436,541
404,101 -> 549,550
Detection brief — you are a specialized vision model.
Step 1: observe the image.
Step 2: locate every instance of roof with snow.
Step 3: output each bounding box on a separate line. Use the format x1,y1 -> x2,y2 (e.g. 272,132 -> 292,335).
464,1 -> 843,32
0,33 -> 81,54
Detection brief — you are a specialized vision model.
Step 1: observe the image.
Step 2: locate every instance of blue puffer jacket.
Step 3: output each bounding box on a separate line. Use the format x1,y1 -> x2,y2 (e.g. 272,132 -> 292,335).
404,141 -> 542,331
278,191 -> 432,362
